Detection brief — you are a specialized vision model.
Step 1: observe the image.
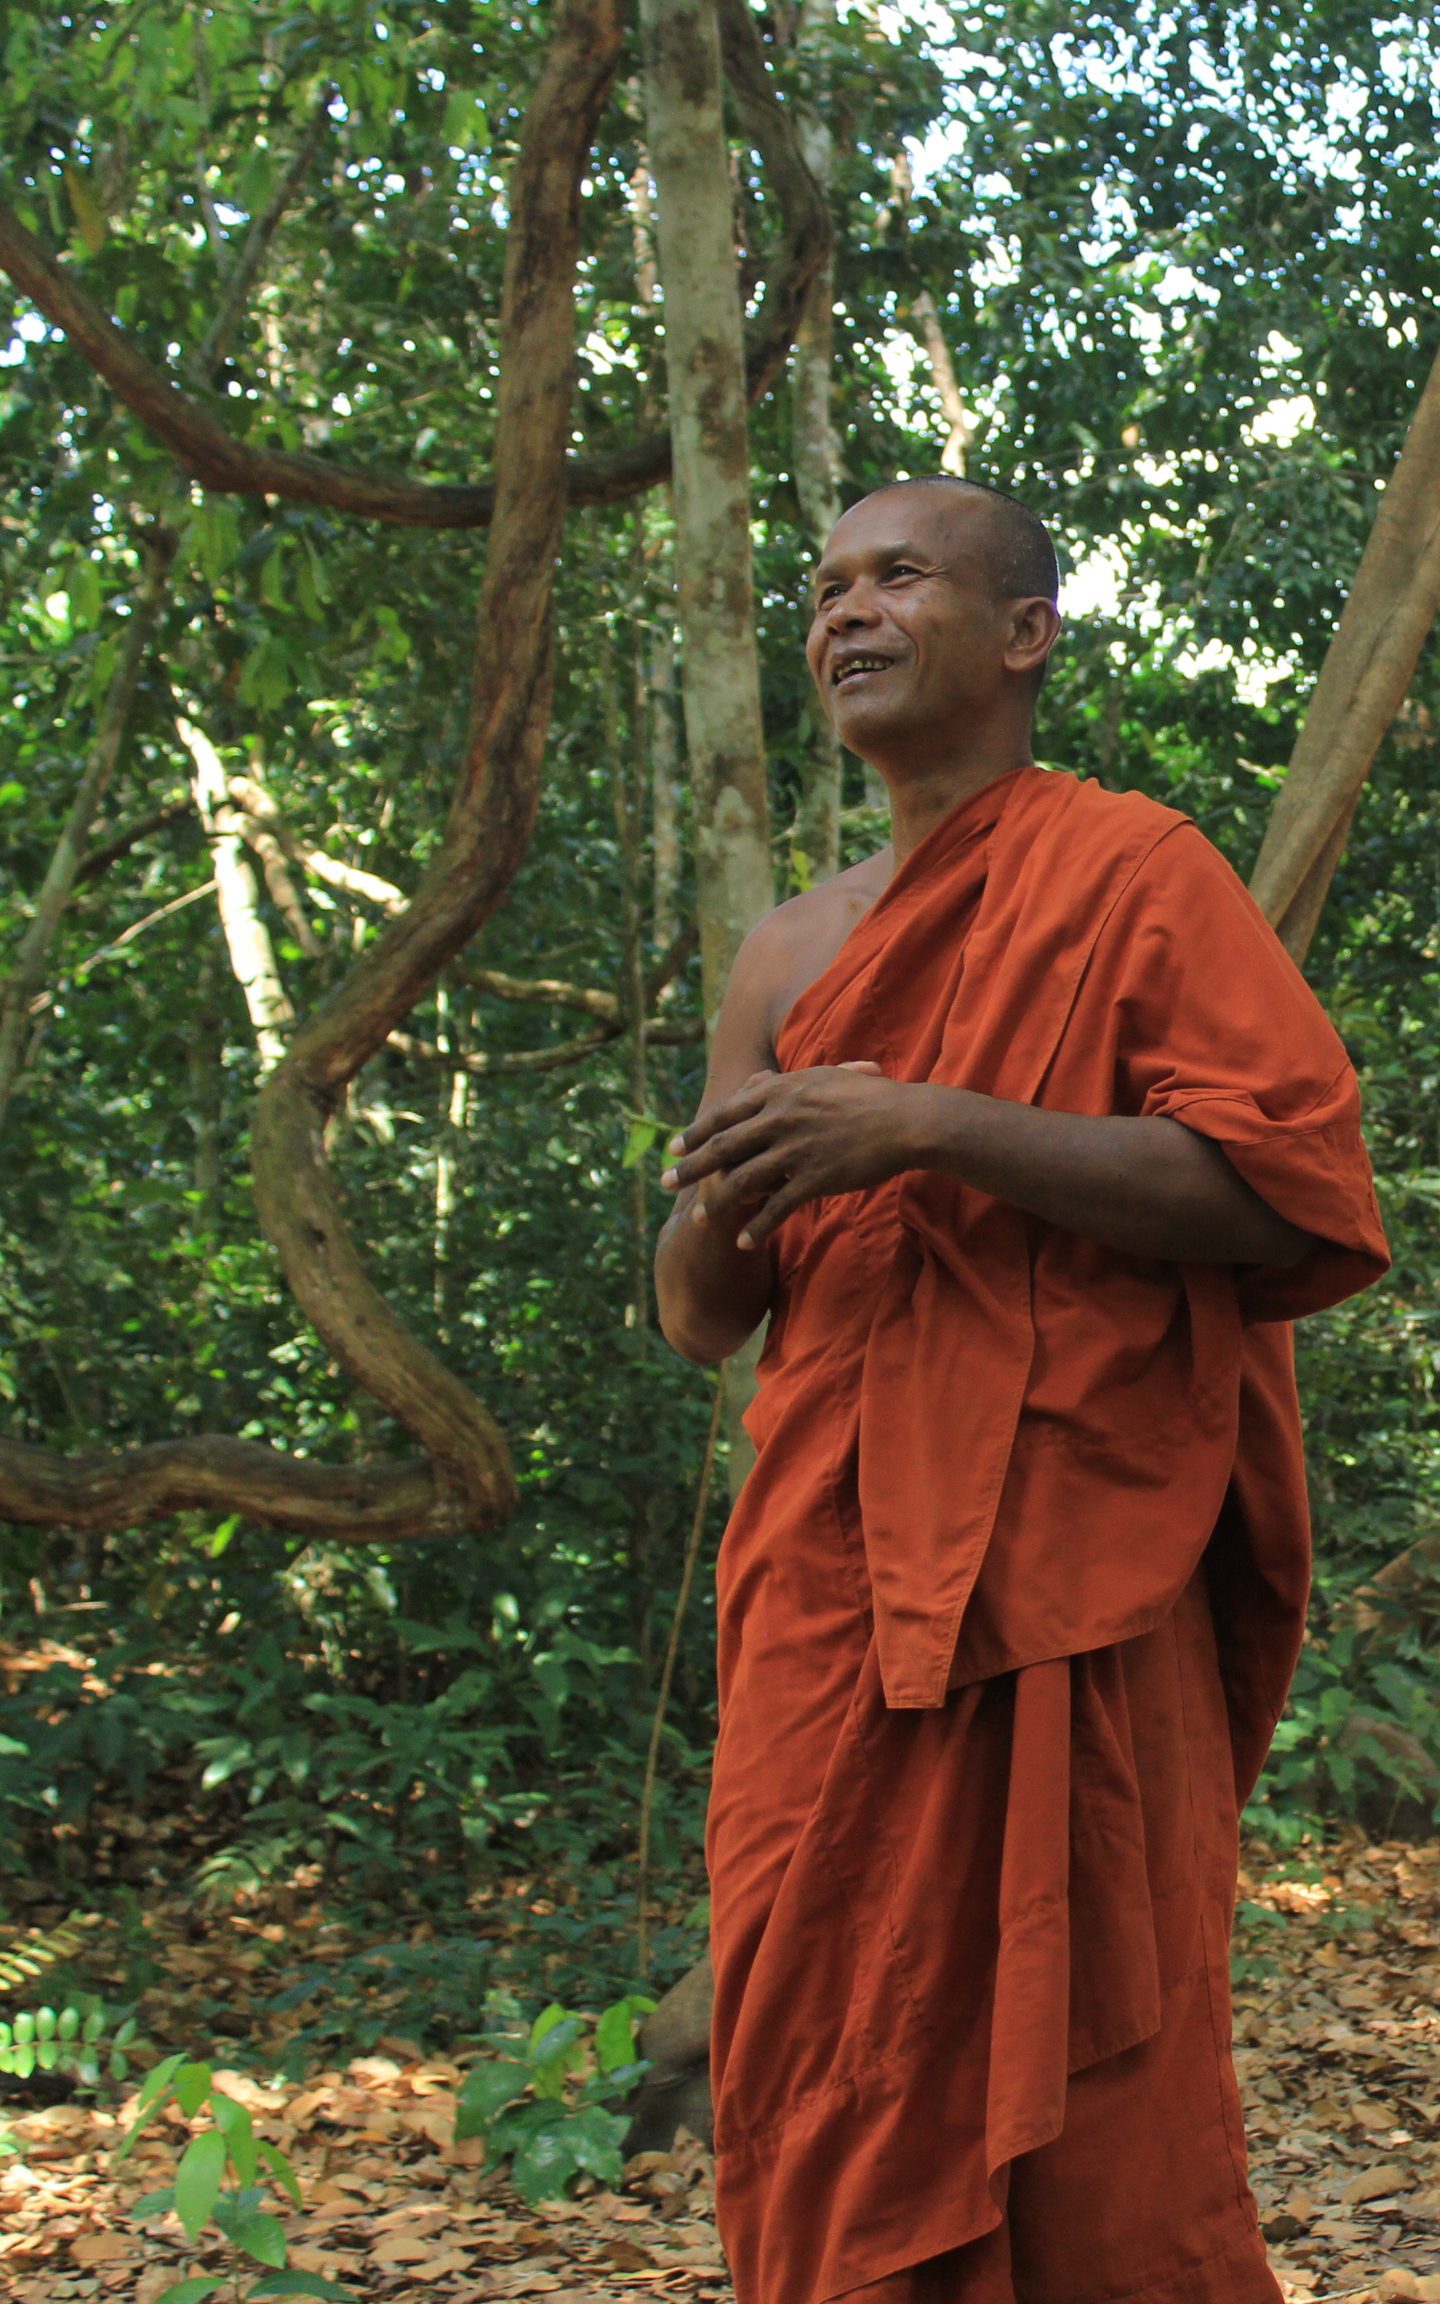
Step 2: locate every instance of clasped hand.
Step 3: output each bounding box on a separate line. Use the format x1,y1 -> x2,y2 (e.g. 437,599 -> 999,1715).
661,1061 -> 917,1250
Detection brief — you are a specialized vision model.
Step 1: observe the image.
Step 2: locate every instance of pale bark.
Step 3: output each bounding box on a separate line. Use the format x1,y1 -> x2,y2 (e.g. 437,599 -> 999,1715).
641,0 -> 775,1029
180,717 -> 295,1073
789,0 -> 843,886
647,619 -> 684,952
1249,342 -> 1440,961
226,763 -> 321,956
643,0 -> 796,1498
0,531 -> 173,1129
910,289 -> 975,477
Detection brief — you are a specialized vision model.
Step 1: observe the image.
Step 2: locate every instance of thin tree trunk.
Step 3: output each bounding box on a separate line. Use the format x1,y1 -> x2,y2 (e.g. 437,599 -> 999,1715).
431,985 -> 470,1343
1249,342 -> 1440,962
648,617 -> 684,952
180,717 -> 294,1073
0,531 -> 173,1129
909,290 -> 975,477
186,937 -> 227,1234
789,0 -> 842,887
642,0 -> 776,1497
641,0 -> 774,1022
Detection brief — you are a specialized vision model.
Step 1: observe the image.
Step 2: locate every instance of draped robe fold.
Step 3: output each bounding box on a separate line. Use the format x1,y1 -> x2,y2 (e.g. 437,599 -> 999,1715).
705,767 -> 1389,2304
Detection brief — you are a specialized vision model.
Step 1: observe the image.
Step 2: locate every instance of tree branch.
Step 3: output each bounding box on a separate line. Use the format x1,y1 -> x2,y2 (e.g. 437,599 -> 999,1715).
246,0 -> 626,1538
75,797 -> 190,885
0,25 -> 825,532
0,528 -> 175,1128
180,716 -> 296,1070
1249,341 -> 1440,960
194,96 -> 333,382
0,1430 -> 437,1540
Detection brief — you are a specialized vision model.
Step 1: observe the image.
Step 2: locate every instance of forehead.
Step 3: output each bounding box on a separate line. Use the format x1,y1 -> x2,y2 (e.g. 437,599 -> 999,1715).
815,485 -> 994,578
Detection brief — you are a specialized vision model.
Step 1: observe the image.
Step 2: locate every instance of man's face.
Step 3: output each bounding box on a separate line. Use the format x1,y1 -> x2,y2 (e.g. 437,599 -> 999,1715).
804,487 -> 1029,756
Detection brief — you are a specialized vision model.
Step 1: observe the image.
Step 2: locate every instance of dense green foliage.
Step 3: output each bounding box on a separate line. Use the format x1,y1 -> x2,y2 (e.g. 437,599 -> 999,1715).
1,0 -> 1437,2049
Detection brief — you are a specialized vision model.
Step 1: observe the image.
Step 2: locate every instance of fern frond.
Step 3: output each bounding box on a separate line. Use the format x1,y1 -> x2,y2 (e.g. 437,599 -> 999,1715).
0,1912 -> 99,1995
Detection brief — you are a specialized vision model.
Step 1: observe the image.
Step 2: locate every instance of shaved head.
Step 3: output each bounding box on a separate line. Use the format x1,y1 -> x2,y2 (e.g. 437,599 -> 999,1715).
860,476 -> 1059,608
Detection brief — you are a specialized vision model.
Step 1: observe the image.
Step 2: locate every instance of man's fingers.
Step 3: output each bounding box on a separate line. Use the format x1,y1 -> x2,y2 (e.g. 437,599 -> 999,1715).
666,1072 -> 781,1165
663,1115 -> 776,1191
838,1060 -> 883,1075
736,1181 -> 803,1251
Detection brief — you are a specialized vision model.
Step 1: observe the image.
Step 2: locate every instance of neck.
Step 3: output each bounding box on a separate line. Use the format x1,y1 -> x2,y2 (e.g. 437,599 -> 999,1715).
871,729 -> 1036,868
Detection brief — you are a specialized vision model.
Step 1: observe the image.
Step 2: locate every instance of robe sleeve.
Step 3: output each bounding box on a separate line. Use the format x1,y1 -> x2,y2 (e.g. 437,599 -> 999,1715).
1106,822 -> 1390,1323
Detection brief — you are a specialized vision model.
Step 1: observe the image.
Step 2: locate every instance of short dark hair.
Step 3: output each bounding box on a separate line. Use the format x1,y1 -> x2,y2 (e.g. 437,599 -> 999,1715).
868,474 -> 1060,605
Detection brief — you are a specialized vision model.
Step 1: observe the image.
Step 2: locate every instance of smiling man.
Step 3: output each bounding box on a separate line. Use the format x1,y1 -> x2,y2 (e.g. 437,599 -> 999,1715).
654,477 -> 1389,2304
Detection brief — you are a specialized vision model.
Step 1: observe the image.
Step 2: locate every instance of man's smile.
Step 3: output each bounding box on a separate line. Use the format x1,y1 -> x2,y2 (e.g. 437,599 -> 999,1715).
831,650 -> 899,688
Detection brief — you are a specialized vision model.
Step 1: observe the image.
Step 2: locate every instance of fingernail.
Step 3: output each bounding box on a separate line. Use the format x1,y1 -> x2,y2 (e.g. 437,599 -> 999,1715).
692,1201 -> 708,1225
666,1133 -> 686,1156
660,1167 -> 678,1189
736,1230 -> 753,1250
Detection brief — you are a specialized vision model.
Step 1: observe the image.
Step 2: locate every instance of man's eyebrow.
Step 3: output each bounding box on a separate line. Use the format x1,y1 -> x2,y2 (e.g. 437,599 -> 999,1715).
810,540 -> 935,596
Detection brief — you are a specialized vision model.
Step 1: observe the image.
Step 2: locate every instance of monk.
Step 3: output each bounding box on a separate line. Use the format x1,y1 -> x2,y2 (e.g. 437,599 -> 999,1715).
653,475 -> 1390,2304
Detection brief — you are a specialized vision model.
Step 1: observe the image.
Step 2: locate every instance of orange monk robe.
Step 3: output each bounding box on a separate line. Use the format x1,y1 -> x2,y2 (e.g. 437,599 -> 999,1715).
705,765 -> 1389,2304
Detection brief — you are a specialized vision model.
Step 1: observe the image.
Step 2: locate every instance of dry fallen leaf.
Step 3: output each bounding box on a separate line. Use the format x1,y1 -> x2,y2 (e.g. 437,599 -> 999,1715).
71,2232 -> 136,2267
1344,2166 -> 1416,2206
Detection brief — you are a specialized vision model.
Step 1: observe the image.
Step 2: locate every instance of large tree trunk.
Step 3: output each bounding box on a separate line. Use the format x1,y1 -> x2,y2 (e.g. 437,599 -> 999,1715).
642,0 -> 782,1500
641,0 -> 774,1023
1249,341 -> 1440,961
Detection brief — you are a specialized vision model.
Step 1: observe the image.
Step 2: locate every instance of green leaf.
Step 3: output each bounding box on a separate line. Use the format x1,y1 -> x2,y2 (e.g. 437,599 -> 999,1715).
505,2106 -> 625,2206
248,2276 -> 357,2301
622,1116 -> 662,1169
232,2208 -> 288,2268
174,2127 -> 227,2240
174,2061 -> 213,2117
594,1994 -> 655,2077
210,2092 -> 257,2184
151,2281 -> 226,2304
257,2137 -> 303,2208
454,2057 -> 526,2140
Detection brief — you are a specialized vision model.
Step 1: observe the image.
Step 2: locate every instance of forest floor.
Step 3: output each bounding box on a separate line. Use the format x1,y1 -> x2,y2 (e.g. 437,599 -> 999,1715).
0,1835 -> 1436,2304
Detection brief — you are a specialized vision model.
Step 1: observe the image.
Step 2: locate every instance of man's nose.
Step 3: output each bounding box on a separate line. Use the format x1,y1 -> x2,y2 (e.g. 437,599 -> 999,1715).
824,584 -> 882,630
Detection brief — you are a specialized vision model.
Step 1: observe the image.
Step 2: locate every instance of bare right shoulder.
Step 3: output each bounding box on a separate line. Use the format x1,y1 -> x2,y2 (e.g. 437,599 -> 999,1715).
708,850 -> 891,1092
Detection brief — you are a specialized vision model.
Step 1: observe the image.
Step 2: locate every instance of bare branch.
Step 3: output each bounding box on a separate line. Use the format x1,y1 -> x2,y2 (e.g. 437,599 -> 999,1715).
195,97 -> 333,381
65,877 -> 219,984
76,797 -> 190,885
908,289 -> 975,477
1250,341 -> 1440,959
0,1429 -> 440,1541
0,529 -> 175,1126
179,716 -> 294,1070
387,1003 -> 701,1077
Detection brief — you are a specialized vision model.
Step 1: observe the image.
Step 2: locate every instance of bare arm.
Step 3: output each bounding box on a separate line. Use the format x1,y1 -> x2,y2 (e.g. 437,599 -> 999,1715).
653,924 -> 785,1366
661,1068 -> 1311,1269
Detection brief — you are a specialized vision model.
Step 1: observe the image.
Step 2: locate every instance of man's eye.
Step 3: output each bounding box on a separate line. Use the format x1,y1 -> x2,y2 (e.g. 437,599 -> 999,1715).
887,563 -> 921,579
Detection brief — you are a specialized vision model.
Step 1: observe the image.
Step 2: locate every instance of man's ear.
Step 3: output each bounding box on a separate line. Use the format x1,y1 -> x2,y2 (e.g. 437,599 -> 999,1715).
1006,597 -> 1061,681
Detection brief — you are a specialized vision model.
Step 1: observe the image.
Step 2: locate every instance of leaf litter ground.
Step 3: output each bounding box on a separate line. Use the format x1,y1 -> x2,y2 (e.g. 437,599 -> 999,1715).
1,1834 -> 1436,2303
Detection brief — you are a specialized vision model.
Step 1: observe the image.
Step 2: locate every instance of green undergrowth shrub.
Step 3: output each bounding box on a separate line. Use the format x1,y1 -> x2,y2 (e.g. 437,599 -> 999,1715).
452,1990 -> 656,2205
